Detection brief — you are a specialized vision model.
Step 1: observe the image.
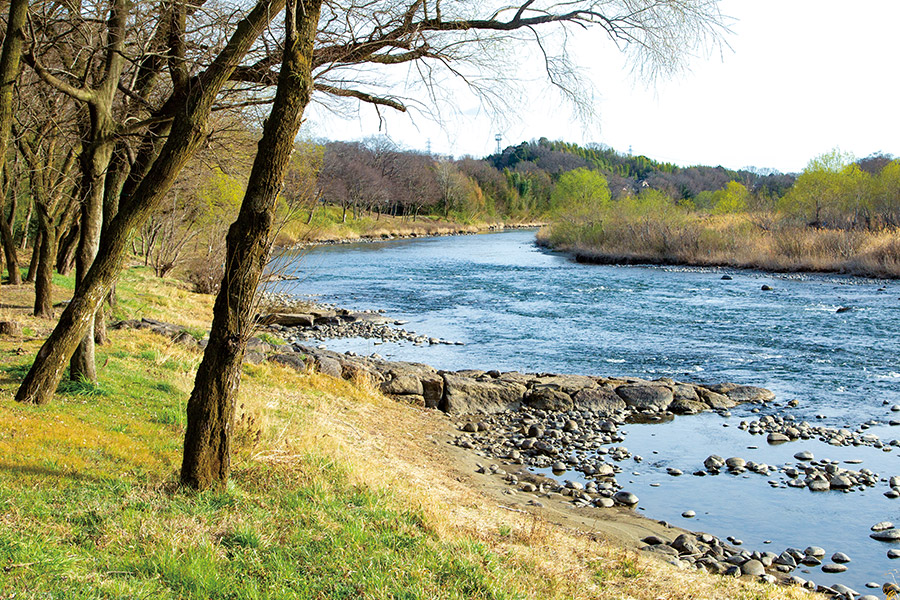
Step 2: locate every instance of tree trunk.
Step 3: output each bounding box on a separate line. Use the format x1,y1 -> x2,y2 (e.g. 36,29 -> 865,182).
34,225 -> 55,318
56,221 -> 79,275
15,0 -> 286,406
0,166 -> 20,285
19,200 -> 32,251
25,229 -> 40,283
181,0 -> 322,490
70,135 -> 113,383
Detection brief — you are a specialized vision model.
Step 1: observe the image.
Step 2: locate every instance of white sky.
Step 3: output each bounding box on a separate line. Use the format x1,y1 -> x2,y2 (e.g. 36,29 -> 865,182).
304,1 -> 900,174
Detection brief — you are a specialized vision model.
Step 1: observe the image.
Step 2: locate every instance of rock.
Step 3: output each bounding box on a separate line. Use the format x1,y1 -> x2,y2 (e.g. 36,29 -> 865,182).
808,479 -> 830,492
721,275 -> 733,280
641,535 -> 669,546
727,385 -> 776,403
681,510 -> 695,518
704,455 -> 726,471
615,384 -> 673,411
761,284 -> 773,291
271,352 -> 309,371
774,551 -> 797,568
886,583 -> 900,595
697,387 -> 737,409
263,313 -> 315,327
804,546 -> 825,558
551,461 -> 567,472
821,563 -> 847,573
524,386 -> 574,411
829,475 -> 853,489
613,491 -> 639,506
725,457 -> 746,471
767,432 -> 790,443
870,529 -> 900,541
831,552 -> 851,563
741,559 -> 765,577
572,387 -> 626,415
888,549 -> 900,559
441,373 -> 526,413
669,398 -> 708,414
794,451 -> 815,461
836,306 -> 854,313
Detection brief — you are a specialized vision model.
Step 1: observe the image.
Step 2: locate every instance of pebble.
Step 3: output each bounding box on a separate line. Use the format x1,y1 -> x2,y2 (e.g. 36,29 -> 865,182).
681,510 -> 695,518
871,529 -> 900,541
821,563 -> 847,573
888,549 -> 900,559
831,552 -> 851,563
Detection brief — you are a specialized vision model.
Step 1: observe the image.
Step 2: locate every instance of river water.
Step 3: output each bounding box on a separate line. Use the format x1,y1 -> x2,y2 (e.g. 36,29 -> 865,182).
272,229 -> 900,595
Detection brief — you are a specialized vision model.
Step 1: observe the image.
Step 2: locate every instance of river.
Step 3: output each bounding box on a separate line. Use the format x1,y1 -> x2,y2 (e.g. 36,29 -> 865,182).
271,229 -> 900,595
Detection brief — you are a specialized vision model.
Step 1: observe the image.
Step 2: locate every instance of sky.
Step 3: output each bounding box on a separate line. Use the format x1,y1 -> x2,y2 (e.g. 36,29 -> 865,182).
303,1 -> 900,174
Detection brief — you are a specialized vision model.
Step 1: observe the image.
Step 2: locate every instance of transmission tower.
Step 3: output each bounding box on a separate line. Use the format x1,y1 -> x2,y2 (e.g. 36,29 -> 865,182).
495,133 -> 502,155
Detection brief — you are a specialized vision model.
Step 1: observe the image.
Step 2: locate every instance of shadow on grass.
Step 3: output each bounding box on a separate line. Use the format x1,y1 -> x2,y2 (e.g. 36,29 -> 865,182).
0,461 -> 123,486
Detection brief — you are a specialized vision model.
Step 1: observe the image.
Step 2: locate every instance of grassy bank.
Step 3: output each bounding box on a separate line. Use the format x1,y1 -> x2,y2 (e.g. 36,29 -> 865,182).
275,205 -> 543,246
539,213 -> 900,279
0,269 -> 812,599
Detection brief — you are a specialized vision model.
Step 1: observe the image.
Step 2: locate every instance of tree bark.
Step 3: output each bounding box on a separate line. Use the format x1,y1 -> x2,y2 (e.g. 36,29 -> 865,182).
25,229 -> 39,283
33,222 -> 55,318
15,0 -> 286,406
0,0 -> 28,292
0,164 -> 21,285
181,0 -> 322,490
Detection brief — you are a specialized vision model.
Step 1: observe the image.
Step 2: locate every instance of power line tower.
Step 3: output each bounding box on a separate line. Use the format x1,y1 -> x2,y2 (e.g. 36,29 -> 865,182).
495,133 -> 502,155
426,138 -> 431,155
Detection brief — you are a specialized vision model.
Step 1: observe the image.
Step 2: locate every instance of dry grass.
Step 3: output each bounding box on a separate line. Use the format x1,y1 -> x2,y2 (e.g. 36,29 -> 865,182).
0,265 -> 819,599
255,369 -> 817,600
541,214 -> 900,279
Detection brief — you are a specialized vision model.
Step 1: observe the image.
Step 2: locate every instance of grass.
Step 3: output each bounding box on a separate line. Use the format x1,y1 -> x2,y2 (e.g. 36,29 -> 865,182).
0,263 -> 816,599
540,213 -> 900,279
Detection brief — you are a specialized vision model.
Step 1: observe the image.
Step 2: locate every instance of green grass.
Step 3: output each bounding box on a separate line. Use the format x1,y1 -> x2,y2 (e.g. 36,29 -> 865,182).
0,327 -> 529,599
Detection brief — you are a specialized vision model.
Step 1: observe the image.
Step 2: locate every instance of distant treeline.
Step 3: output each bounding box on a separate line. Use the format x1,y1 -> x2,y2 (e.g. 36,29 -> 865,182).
314,136 -> 806,222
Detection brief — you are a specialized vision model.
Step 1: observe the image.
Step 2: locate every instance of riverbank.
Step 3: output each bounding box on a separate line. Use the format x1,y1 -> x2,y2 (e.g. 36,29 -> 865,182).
0,268 -> 814,599
275,207 -> 546,247
537,217 -> 900,279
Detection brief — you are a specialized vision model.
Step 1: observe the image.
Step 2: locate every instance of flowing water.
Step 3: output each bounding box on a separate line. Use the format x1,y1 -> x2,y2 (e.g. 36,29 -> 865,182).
271,229 -> 900,595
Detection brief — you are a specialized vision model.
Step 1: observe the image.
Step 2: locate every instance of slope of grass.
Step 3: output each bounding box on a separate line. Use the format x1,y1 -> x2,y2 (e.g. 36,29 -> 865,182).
0,267 -> 814,599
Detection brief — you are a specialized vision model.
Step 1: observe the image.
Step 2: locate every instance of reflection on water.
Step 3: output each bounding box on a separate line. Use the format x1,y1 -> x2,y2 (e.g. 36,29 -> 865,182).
272,230 -> 900,594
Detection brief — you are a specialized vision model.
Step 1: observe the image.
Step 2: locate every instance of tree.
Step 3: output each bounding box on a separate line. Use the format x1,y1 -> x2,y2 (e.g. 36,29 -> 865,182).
712,180 -> 750,214
182,0 -> 324,490
551,168 -> 611,214
779,148 -> 853,227
180,0 -> 728,490
15,0 -> 288,405
0,0 -> 29,288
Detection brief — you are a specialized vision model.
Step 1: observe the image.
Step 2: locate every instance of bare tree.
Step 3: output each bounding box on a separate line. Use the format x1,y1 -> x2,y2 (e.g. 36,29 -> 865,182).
15,0 -> 288,405
180,0 -> 727,490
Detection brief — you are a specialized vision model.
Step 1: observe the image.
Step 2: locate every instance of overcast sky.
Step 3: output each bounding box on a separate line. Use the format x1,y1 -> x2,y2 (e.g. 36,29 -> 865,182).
304,1 -> 900,174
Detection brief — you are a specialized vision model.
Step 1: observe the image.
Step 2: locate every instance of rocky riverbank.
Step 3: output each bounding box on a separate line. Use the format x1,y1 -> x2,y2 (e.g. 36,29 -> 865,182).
110,313 -> 900,598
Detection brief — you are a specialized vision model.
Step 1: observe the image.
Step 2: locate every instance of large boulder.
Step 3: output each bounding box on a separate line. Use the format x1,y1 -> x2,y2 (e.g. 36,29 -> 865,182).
524,386 -> 574,411
615,384 -> 673,411
530,374 -> 598,395
378,362 -> 444,408
441,373 -> 526,414
727,385 -> 775,403
572,388 -> 626,416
